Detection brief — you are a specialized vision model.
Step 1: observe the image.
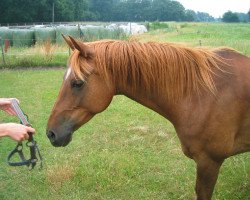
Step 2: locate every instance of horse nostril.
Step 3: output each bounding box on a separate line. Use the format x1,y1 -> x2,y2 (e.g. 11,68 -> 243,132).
47,130 -> 56,142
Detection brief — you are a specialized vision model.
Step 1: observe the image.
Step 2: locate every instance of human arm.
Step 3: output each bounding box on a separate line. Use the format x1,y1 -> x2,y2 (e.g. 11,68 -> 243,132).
0,123 -> 35,142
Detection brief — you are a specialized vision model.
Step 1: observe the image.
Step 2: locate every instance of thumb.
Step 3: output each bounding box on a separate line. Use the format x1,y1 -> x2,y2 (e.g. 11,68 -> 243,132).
11,98 -> 20,104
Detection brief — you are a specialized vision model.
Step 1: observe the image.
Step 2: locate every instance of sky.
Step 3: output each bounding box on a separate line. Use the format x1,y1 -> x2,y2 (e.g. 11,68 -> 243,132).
177,0 -> 250,18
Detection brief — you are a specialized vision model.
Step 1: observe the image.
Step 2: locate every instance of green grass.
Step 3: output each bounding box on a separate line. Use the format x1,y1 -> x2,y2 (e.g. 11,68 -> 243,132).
147,21 -> 170,30
0,69 -> 249,200
133,22 -> 250,56
0,45 -> 69,69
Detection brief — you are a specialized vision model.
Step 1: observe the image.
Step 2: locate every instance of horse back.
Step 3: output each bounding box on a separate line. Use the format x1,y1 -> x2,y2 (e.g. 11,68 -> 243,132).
214,49 -> 250,100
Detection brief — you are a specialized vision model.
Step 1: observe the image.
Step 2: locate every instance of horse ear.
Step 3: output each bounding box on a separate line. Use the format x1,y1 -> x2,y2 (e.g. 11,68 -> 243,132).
68,36 -> 95,59
61,34 -> 75,50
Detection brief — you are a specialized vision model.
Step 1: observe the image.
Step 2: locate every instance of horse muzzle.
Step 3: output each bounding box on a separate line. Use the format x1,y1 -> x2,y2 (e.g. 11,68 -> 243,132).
46,129 -> 73,147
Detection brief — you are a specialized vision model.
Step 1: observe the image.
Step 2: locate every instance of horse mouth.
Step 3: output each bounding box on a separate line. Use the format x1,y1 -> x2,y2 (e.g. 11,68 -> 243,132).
47,129 -> 73,147
53,133 -> 72,147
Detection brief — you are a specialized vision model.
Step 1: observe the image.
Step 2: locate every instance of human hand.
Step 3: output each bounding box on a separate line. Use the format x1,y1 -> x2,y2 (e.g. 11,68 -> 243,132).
0,123 -> 35,142
0,98 -> 19,116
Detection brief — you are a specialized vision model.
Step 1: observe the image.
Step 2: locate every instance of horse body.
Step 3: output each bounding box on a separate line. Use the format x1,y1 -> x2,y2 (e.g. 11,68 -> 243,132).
115,50 -> 250,199
47,36 -> 250,200
177,50 -> 250,156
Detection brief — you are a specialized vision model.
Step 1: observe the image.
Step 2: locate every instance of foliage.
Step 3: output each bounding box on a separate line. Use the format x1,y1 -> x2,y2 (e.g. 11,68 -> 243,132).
148,21 -> 169,31
0,0 -> 52,23
149,0 -> 185,21
0,0 -> 216,23
1,0 -> 250,24
222,11 -> 240,23
235,12 -> 249,23
196,12 -> 215,22
184,10 -> 197,22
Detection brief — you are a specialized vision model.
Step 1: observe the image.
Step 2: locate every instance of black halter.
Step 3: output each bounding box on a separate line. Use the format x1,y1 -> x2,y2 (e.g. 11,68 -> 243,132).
7,99 -> 43,170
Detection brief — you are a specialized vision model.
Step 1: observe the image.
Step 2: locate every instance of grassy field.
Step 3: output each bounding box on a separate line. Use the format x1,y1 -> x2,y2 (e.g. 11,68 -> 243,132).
134,22 -> 250,56
0,44 -> 69,69
0,22 -> 250,69
0,22 -> 249,200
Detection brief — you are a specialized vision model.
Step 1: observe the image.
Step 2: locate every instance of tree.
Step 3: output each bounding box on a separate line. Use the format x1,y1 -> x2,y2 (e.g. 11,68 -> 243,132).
0,0 -> 221,24
196,12 -> 215,22
54,0 -> 75,22
73,0 -> 91,21
150,0 -> 185,21
0,1 -> 9,23
168,0 -> 186,21
0,0 -> 51,23
235,12 -> 248,22
115,0 -> 151,22
184,9 -> 197,22
222,11 -> 240,23
89,0 -> 116,21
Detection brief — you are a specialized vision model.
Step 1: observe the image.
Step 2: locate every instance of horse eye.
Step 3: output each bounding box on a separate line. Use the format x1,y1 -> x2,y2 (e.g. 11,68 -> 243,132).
71,80 -> 85,88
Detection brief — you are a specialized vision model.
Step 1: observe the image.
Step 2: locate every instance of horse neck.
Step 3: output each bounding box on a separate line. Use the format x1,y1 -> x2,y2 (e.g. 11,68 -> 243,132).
94,41 -> 219,123
115,84 -> 180,124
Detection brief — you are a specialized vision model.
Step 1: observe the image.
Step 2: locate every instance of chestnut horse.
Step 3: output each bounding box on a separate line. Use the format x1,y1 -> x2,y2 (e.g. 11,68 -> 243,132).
47,36 -> 250,200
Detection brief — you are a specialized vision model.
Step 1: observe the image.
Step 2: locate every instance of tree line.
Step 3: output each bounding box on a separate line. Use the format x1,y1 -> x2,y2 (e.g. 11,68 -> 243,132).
222,11 -> 250,23
0,0 -> 249,24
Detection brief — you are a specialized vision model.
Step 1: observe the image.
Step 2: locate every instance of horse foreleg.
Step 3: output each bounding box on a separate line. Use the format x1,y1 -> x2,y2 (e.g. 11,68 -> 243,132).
195,156 -> 224,200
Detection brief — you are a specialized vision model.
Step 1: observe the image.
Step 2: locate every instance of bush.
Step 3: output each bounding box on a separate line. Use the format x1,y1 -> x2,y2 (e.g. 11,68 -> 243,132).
149,22 -> 169,30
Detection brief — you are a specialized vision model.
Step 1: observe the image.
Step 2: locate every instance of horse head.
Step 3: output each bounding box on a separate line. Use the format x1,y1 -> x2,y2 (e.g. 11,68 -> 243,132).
46,36 -> 114,147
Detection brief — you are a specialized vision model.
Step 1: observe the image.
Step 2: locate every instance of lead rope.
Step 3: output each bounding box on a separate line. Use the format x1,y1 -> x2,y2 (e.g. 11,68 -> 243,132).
7,99 -> 43,170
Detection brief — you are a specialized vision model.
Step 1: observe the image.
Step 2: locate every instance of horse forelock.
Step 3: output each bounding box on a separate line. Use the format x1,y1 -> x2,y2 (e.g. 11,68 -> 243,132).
69,40 -> 225,100
68,49 -> 94,81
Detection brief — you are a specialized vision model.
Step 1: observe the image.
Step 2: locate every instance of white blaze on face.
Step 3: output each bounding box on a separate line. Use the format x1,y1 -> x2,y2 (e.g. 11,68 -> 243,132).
65,67 -> 72,80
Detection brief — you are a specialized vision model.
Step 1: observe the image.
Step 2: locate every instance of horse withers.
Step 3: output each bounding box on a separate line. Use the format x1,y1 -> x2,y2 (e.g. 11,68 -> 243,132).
47,35 -> 250,200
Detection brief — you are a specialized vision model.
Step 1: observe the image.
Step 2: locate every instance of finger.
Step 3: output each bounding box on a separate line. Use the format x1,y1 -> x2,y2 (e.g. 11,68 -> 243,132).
4,108 -> 15,116
13,98 -> 20,104
19,135 -> 26,142
10,98 -> 20,104
9,109 -> 17,116
27,126 -> 36,134
6,108 -> 16,116
24,133 -> 29,140
7,108 -> 16,115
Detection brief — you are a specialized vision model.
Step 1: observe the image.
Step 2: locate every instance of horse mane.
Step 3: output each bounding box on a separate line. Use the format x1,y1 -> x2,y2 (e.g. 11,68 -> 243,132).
69,40 -> 226,101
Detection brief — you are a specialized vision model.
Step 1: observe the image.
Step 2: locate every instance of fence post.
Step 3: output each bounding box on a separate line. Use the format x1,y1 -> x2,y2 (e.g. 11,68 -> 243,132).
199,40 -> 202,46
0,37 -> 6,65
